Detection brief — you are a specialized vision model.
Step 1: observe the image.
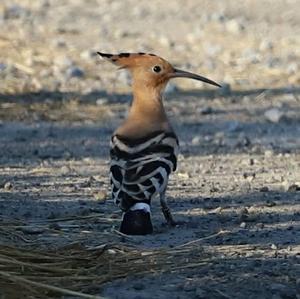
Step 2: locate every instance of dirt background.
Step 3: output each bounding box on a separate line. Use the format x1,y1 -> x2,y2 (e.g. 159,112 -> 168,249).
0,0 -> 300,298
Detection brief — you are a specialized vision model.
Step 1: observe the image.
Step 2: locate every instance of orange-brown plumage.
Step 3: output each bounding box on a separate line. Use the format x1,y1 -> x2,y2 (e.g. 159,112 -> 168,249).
98,52 -> 220,235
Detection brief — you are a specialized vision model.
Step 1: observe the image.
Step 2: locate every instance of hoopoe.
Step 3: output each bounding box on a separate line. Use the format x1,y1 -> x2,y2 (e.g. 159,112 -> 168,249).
98,52 -> 220,235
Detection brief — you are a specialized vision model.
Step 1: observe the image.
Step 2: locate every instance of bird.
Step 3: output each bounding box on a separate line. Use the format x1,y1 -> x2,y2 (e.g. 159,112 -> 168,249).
97,52 -> 220,235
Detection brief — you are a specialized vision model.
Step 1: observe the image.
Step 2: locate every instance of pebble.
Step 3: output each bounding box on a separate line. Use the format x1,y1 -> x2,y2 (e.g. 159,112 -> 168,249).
286,62 -> 299,75
4,181 -> 13,190
256,223 -> 264,229
287,183 -> 300,192
96,98 -> 109,105
199,106 -> 214,115
259,40 -> 274,51
260,186 -> 269,192
240,222 -> 247,228
271,244 -> 278,250
66,66 -> 85,78
265,56 -> 281,68
264,108 -> 283,123
80,50 -> 97,60
159,36 -> 173,47
191,136 -> 201,145
52,37 -> 67,48
107,249 -> 117,255
225,19 -> 245,34
264,150 -> 274,157
93,191 -> 107,202
211,12 -> 226,23
21,226 -> 44,234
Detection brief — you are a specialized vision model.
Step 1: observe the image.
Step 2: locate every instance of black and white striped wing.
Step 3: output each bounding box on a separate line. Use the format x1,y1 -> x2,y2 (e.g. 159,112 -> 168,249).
109,131 -> 179,211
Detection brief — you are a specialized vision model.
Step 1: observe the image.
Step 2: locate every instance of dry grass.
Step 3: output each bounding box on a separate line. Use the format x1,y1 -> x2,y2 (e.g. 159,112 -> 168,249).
0,237 -> 212,298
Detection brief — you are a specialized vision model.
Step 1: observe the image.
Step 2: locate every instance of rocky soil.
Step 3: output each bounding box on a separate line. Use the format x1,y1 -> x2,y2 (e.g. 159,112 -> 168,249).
0,0 -> 300,298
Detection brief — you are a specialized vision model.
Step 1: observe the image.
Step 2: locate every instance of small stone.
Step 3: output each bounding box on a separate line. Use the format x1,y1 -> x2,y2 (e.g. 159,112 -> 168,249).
93,191 -> 107,202
264,108 -> 283,123
271,244 -> 278,250
240,222 -> 247,228
96,98 -> 108,105
286,62 -> 299,75
287,183 -> 300,192
264,150 -> 273,157
192,136 -> 201,145
80,50 -> 97,60
211,12 -> 226,22
256,223 -> 264,229
178,172 -> 190,179
260,186 -> 269,192
66,66 -> 85,78
159,36 -> 172,47
225,19 -> 245,34
199,106 -> 214,115
4,181 -> 13,190
52,38 -> 67,48
21,226 -> 44,234
259,40 -> 274,51
266,200 -> 276,207
265,56 -> 281,68
211,206 -> 222,214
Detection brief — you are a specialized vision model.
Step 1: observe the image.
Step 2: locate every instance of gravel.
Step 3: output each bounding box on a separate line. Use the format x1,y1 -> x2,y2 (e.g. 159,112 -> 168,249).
0,1 -> 299,298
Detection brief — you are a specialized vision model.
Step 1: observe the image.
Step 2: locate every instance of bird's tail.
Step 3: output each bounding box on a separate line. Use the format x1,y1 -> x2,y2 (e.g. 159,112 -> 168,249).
120,203 -> 153,235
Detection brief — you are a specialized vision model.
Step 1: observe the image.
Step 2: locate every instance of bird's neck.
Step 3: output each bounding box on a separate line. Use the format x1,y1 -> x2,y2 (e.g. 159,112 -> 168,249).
116,84 -> 170,138
129,85 -> 167,121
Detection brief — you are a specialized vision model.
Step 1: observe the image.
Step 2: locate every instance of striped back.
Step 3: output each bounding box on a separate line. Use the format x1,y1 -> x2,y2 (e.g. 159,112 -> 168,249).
110,131 -> 179,211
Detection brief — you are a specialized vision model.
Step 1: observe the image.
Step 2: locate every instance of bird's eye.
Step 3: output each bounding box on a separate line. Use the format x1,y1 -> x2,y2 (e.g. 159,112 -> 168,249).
152,65 -> 161,73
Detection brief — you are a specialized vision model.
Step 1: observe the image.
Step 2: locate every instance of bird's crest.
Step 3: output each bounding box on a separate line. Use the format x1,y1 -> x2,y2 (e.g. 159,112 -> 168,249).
97,52 -> 221,88
97,52 -> 162,69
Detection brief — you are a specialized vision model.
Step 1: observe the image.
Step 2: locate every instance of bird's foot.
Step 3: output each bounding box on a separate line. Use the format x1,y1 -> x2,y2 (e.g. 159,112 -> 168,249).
161,207 -> 177,227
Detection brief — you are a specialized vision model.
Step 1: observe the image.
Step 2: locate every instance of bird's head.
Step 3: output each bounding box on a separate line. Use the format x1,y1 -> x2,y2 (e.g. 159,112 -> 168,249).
97,52 -> 220,93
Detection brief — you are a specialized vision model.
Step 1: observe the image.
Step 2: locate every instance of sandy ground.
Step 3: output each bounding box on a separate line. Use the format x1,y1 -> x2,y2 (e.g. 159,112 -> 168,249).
0,1 -> 300,298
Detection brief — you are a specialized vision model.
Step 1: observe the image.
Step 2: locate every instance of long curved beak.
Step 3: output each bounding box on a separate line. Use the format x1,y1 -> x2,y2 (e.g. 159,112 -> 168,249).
169,68 -> 221,88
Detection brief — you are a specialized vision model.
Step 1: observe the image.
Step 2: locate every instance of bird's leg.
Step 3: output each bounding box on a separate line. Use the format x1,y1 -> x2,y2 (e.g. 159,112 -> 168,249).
160,191 -> 176,226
